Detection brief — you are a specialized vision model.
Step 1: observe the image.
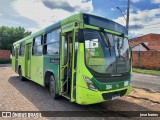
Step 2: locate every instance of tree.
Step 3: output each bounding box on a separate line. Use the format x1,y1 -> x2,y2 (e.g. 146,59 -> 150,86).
0,26 -> 31,51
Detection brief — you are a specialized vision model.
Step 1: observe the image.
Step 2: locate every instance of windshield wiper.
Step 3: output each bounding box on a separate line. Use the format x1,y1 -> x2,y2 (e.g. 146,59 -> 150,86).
117,37 -> 126,62
120,37 -> 124,49
99,32 -> 112,56
105,34 -> 111,47
104,33 -> 112,56
117,38 -> 121,57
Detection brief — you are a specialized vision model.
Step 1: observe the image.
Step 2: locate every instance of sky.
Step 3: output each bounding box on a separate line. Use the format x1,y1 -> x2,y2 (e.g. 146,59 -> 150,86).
0,0 -> 160,39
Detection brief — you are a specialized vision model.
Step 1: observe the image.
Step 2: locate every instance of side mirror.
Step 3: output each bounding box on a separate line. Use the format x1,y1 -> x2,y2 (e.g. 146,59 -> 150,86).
121,33 -> 124,37
78,29 -> 84,43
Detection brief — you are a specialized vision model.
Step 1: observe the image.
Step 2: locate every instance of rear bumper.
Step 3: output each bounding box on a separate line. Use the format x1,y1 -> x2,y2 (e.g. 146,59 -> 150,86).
76,85 -> 132,105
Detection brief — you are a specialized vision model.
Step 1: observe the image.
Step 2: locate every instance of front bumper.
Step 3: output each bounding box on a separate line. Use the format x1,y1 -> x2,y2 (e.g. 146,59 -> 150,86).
76,85 -> 132,105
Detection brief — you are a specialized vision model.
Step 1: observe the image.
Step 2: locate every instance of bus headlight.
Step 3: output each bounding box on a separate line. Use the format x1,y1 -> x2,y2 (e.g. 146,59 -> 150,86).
83,76 -> 97,91
124,81 -> 129,87
124,81 -> 132,86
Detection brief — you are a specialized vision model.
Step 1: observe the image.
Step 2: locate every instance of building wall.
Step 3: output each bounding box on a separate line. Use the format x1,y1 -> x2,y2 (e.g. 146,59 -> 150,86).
130,34 -> 160,51
0,50 -> 10,60
132,51 -> 160,70
132,44 -> 148,51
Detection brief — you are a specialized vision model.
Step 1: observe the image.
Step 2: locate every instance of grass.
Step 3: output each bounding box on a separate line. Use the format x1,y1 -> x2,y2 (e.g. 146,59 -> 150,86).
133,68 -> 160,76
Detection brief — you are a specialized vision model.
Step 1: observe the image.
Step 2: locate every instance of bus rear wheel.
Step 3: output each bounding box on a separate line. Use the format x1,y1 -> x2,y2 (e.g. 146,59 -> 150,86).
49,75 -> 59,99
18,67 -> 25,81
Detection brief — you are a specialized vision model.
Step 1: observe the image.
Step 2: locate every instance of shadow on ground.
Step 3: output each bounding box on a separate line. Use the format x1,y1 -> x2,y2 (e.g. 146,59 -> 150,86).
8,76 -> 152,118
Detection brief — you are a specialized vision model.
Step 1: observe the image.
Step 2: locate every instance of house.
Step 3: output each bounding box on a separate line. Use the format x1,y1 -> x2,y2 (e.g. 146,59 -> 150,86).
130,42 -> 150,51
130,34 -> 160,51
0,50 -> 10,60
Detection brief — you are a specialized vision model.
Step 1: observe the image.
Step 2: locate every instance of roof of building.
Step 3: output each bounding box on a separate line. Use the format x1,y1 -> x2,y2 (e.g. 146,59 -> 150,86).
130,33 -> 160,41
130,42 -> 150,50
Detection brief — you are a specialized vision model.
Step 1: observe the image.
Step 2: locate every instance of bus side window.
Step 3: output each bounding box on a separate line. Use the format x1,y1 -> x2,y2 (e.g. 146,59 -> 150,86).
43,29 -> 60,55
32,36 -> 43,56
19,42 -> 25,56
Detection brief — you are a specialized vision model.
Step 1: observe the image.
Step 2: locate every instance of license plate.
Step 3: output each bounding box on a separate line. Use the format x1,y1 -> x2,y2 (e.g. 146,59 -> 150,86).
112,95 -> 120,100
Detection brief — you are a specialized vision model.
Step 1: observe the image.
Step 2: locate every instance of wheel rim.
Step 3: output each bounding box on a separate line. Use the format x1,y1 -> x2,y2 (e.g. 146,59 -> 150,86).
50,76 -> 55,95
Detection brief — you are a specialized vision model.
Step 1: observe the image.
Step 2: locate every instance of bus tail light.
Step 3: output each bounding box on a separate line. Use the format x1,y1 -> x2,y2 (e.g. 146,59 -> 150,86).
83,76 -> 97,91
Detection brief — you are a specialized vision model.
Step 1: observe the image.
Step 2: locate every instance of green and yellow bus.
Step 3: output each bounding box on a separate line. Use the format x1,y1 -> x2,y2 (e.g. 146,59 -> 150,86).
12,13 -> 132,105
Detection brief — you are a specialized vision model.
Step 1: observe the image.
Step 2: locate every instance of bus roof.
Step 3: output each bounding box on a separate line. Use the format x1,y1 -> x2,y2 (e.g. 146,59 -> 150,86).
13,21 -> 61,45
13,13 -> 127,45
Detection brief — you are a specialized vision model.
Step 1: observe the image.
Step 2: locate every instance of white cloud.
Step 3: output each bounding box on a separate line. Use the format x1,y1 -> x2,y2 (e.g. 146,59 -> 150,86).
0,13 -> 2,16
114,8 -> 160,38
111,8 -> 115,11
151,0 -> 160,4
131,0 -> 140,3
12,0 -> 93,32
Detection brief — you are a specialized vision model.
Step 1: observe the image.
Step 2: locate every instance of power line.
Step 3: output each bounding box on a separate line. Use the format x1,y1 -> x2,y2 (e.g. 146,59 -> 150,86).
116,7 -> 127,21
126,0 -> 130,33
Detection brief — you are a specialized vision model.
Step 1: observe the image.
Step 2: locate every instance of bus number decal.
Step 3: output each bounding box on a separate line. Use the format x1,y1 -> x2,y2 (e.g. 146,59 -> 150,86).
50,58 -> 59,63
106,85 -> 112,90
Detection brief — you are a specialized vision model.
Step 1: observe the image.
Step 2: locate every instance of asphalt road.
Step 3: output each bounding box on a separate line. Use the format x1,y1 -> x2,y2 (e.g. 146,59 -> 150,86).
132,73 -> 160,92
0,67 -> 159,119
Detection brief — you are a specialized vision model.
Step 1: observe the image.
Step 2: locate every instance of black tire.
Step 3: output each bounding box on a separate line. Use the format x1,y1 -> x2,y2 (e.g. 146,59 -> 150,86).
49,75 -> 59,99
18,67 -> 25,81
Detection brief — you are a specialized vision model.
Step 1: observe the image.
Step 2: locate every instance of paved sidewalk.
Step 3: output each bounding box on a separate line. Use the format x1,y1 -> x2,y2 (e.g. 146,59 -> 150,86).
0,64 -> 11,67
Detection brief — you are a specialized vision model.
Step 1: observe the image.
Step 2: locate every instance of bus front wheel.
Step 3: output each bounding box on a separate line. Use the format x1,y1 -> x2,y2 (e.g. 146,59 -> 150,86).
49,75 -> 59,99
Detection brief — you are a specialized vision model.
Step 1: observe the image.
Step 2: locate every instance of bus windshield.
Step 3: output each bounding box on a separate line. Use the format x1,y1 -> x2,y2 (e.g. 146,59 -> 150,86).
84,29 -> 131,75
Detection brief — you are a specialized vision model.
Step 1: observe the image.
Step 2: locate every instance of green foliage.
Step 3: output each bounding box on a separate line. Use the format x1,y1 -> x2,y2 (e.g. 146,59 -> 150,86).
0,26 -> 31,51
0,59 -> 11,64
133,68 -> 160,76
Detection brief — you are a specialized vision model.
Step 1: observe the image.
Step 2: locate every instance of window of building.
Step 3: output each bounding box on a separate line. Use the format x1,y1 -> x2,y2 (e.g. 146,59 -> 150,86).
33,36 -> 43,56
44,29 -> 60,55
19,42 -> 25,56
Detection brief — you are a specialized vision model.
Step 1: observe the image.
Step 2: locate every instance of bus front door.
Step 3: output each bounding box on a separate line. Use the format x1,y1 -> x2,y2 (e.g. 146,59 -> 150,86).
60,31 -> 76,102
26,43 -> 31,78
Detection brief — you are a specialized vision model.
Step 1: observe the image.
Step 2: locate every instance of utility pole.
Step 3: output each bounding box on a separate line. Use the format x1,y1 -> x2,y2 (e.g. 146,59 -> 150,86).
126,0 -> 130,34
116,0 -> 130,34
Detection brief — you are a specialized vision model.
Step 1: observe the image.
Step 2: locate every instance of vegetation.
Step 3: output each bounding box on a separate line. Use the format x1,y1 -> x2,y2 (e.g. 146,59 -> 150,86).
0,26 -> 31,51
133,68 -> 160,76
0,59 -> 11,64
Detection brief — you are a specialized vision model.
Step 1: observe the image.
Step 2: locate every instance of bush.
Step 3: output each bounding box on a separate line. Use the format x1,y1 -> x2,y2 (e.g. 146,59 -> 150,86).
0,59 -> 11,64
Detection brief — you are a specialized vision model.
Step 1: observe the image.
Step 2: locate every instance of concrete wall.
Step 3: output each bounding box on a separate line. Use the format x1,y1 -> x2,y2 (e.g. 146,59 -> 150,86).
132,51 -> 160,70
0,50 -> 10,60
